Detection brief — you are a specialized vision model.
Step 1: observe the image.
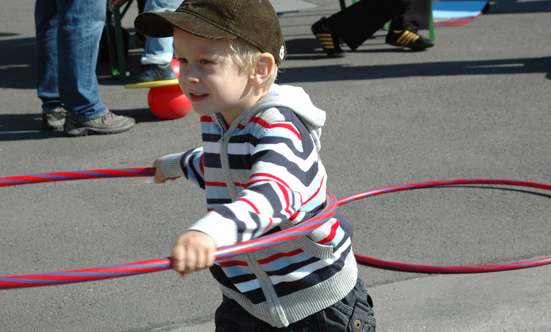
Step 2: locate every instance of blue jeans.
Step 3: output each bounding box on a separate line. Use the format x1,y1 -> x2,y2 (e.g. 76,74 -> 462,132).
141,0 -> 181,66
35,0 -> 109,120
215,277 -> 376,332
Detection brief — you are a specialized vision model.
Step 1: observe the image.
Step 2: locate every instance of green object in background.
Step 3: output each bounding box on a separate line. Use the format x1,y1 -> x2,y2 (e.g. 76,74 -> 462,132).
105,0 -> 134,81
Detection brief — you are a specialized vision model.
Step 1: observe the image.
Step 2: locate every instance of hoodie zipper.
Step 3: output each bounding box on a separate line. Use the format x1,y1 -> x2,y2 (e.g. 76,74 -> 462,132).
215,113 -> 239,200
215,112 -> 288,326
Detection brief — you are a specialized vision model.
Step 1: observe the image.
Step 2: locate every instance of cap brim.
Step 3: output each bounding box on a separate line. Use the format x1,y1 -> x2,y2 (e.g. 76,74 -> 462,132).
135,12 -> 237,40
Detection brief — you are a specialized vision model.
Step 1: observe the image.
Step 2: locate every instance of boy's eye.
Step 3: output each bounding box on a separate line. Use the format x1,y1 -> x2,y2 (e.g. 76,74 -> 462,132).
200,59 -> 210,65
178,58 -> 188,64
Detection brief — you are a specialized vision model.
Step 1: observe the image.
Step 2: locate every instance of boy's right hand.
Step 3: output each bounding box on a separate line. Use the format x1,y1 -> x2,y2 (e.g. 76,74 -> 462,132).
172,231 -> 216,278
153,156 -> 181,183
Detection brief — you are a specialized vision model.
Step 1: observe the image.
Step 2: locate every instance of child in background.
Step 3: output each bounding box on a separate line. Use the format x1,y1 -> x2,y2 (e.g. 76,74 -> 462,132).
109,0 -> 181,81
135,0 -> 376,330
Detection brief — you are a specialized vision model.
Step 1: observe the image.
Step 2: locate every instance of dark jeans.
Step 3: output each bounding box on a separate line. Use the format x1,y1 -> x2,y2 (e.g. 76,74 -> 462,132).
215,277 -> 376,332
391,0 -> 432,32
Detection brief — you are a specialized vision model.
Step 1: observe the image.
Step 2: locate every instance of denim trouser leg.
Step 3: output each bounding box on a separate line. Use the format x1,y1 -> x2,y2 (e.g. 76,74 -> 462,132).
35,0 -> 61,113
35,0 -> 109,120
141,0 -> 180,65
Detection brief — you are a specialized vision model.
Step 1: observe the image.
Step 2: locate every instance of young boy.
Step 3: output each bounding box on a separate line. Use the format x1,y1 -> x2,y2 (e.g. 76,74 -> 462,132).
135,0 -> 376,330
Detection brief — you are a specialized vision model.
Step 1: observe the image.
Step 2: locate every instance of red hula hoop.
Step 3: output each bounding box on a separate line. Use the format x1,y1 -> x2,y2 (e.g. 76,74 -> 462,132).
1,169 -> 551,290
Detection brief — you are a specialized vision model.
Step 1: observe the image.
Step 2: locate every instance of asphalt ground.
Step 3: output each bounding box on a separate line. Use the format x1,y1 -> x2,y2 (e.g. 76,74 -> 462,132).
1,0 -> 551,331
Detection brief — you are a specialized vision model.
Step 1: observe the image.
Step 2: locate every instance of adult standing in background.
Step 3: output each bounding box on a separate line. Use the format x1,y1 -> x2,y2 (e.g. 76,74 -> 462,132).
312,0 -> 434,58
36,0 -> 135,136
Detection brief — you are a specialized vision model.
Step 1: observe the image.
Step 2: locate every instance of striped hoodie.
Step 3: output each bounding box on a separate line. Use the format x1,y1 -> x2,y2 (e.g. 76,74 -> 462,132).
160,84 -> 358,327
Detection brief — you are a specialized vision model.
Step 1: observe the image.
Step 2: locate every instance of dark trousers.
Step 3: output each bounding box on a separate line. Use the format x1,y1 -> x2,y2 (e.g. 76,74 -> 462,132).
325,0 -> 430,50
391,0 -> 432,32
215,277 -> 376,332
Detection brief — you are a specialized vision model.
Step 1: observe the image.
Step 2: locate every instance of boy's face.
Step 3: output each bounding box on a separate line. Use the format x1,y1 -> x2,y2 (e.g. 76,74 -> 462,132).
173,28 -> 257,125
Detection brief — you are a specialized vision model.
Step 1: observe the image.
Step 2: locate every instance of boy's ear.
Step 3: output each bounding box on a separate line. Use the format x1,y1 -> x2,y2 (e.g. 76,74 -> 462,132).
250,53 -> 275,86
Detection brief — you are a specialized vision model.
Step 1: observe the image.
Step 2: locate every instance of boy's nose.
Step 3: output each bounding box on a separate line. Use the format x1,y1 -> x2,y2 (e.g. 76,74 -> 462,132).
181,64 -> 200,83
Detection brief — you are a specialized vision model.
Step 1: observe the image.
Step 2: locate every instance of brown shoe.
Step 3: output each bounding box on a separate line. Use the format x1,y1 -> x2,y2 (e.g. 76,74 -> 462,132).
64,111 -> 135,137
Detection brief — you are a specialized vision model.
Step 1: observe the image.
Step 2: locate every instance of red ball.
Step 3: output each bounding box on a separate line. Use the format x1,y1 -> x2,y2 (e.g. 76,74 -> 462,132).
147,85 -> 192,120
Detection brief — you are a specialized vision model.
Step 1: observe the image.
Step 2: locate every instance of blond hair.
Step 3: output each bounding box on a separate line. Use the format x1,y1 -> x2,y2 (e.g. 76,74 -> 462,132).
226,39 -> 278,91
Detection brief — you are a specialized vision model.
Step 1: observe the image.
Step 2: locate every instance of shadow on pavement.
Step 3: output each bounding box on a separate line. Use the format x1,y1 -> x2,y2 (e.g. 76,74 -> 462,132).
0,108 -> 159,142
0,36 -> 36,90
280,48 -> 551,84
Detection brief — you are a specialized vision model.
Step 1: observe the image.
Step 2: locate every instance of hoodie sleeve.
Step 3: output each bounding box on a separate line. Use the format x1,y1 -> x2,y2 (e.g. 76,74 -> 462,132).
187,108 -> 327,248
160,147 -> 205,189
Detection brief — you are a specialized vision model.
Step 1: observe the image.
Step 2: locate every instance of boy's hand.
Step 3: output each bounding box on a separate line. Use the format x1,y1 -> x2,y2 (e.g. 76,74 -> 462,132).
153,156 -> 181,183
172,231 -> 216,277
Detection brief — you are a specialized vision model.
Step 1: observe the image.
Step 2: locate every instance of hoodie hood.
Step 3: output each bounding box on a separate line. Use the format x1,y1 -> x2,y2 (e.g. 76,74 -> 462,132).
247,84 -> 326,151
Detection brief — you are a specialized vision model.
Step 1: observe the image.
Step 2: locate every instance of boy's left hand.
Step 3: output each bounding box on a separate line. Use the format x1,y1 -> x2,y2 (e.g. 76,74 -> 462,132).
153,156 -> 181,184
172,231 -> 216,277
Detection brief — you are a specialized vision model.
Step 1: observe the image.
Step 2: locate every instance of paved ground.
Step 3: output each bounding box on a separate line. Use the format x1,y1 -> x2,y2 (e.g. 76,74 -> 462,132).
1,0 -> 550,331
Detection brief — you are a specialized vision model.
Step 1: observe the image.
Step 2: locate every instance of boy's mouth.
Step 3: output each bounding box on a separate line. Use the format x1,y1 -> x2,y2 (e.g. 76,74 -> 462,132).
189,92 -> 209,102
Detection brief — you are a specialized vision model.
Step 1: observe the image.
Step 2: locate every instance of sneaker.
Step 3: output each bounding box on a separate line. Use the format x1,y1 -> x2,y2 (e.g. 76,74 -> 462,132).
311,17 -> 346,58
386,29 -> 434,50
64,111 -> 135,137
42,107 -> 66,130
131,63 -> 176,82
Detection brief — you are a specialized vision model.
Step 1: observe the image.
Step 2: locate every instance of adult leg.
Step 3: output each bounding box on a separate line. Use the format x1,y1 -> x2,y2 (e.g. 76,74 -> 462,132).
323,0 -> 410,51
56,0 -> 108,120
35,0 -> 62,113
390,0 -> 431,31
387,0 -> 433,50
141,0 -> 180,65
56,0 -> 135,136
36,0 -> 68,130
402,0 -> 432,31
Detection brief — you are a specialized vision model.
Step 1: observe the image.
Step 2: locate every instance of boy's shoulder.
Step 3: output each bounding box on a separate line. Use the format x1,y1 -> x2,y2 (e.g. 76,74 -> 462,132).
239,106 -> 303,140
253,106 -> 296,124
